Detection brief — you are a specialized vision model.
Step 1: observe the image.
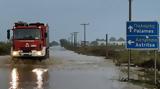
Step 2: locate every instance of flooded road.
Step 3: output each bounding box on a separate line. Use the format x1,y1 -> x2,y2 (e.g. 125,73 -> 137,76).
0,46 -> 146,89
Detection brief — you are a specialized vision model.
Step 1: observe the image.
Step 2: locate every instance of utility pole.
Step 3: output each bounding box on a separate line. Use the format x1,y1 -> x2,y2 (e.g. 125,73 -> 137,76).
73,32 -> 78,47
68,37 -> 70,44
80,23 -> 89,47
70,33 -> 74,46
128,0 -> 132,81
106,34 -> 108,58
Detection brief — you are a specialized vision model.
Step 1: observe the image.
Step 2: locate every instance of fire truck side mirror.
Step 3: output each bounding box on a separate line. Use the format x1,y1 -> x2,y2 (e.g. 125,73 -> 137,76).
45,33 -> 48,38
7,30 -> 10,39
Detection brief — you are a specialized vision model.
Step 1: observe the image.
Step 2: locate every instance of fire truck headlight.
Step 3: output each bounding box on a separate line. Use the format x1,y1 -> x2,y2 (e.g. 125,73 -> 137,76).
37,51 -> 42,56
12,51 -> 18,56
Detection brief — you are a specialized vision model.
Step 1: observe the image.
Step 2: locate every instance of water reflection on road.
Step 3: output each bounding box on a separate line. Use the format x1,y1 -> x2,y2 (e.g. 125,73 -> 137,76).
9,64 -> 49,89
32,68 -> 48,89
10,68 -> 18,89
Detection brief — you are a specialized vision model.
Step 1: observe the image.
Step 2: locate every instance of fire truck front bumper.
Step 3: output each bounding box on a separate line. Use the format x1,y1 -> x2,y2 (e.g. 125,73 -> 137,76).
11,50 -> 46,57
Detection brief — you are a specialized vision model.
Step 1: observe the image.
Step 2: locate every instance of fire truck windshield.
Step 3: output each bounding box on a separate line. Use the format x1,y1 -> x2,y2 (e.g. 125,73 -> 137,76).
14,29 -> 41,40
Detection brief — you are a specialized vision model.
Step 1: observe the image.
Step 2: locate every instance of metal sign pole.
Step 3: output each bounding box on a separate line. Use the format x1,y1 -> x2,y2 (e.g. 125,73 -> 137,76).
128,50 -> 131,81
128,0 -> 132,81
154,50 -> 157,85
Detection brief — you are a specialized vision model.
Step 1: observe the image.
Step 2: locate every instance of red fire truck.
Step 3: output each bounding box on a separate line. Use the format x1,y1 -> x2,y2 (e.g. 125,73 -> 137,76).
7,22 -> 49,59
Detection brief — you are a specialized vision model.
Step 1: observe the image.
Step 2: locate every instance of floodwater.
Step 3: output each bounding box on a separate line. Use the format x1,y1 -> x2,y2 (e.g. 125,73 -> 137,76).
0,46 -> 148,89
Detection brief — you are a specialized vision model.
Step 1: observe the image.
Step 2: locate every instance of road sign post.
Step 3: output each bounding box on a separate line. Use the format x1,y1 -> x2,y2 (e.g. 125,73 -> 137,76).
155,50 -> 157,85
128,0 -> 132,81
126,21 -> 159,85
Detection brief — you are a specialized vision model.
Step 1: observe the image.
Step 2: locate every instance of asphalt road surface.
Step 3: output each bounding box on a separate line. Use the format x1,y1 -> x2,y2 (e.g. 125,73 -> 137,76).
0,46 -> 146,89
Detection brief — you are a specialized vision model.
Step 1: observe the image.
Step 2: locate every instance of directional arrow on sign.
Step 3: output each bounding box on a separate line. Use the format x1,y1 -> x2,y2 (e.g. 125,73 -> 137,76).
128,26 -> 133,32
146,36 -> 149,39
128,40 -> 134,45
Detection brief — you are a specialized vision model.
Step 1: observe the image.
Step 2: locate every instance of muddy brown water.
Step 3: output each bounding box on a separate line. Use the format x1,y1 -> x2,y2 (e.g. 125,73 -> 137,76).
0,46 -> 149,89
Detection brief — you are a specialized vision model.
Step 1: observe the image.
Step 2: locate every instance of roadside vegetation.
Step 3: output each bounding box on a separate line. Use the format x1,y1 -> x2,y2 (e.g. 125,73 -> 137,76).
60,39 -> 160,68
49,41 -> 59,47
75,46 -> 160,68
0,42 -> 11,55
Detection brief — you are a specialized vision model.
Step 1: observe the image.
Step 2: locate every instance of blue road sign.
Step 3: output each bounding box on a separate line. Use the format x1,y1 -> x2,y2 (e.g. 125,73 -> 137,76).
126,21 -> 159,50
127,36 -> 159,49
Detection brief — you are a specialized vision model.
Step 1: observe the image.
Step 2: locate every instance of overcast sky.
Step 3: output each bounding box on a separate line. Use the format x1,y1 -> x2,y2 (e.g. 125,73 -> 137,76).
0,0 -> 160,42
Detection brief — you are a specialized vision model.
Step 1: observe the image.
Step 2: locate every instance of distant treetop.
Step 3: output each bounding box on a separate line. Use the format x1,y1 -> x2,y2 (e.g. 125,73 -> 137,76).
117,37 -> 125,41
109,37 -> 116,41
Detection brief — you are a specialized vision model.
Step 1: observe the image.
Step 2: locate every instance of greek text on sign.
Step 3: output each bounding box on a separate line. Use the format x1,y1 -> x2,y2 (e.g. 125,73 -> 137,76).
127,22 -> 158,35
127,36 -> 158,49
126,21 -> 159,50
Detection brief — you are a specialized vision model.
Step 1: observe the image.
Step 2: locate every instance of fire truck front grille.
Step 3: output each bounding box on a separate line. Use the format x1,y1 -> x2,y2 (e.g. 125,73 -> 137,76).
20,47 -> 36,52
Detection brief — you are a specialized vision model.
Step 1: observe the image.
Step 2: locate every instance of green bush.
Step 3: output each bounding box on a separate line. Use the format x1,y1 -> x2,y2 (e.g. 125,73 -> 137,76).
0,42 -> 11,55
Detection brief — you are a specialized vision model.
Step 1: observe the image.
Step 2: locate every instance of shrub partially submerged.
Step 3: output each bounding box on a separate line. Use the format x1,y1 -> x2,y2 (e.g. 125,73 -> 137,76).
0,42 -> 11,55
